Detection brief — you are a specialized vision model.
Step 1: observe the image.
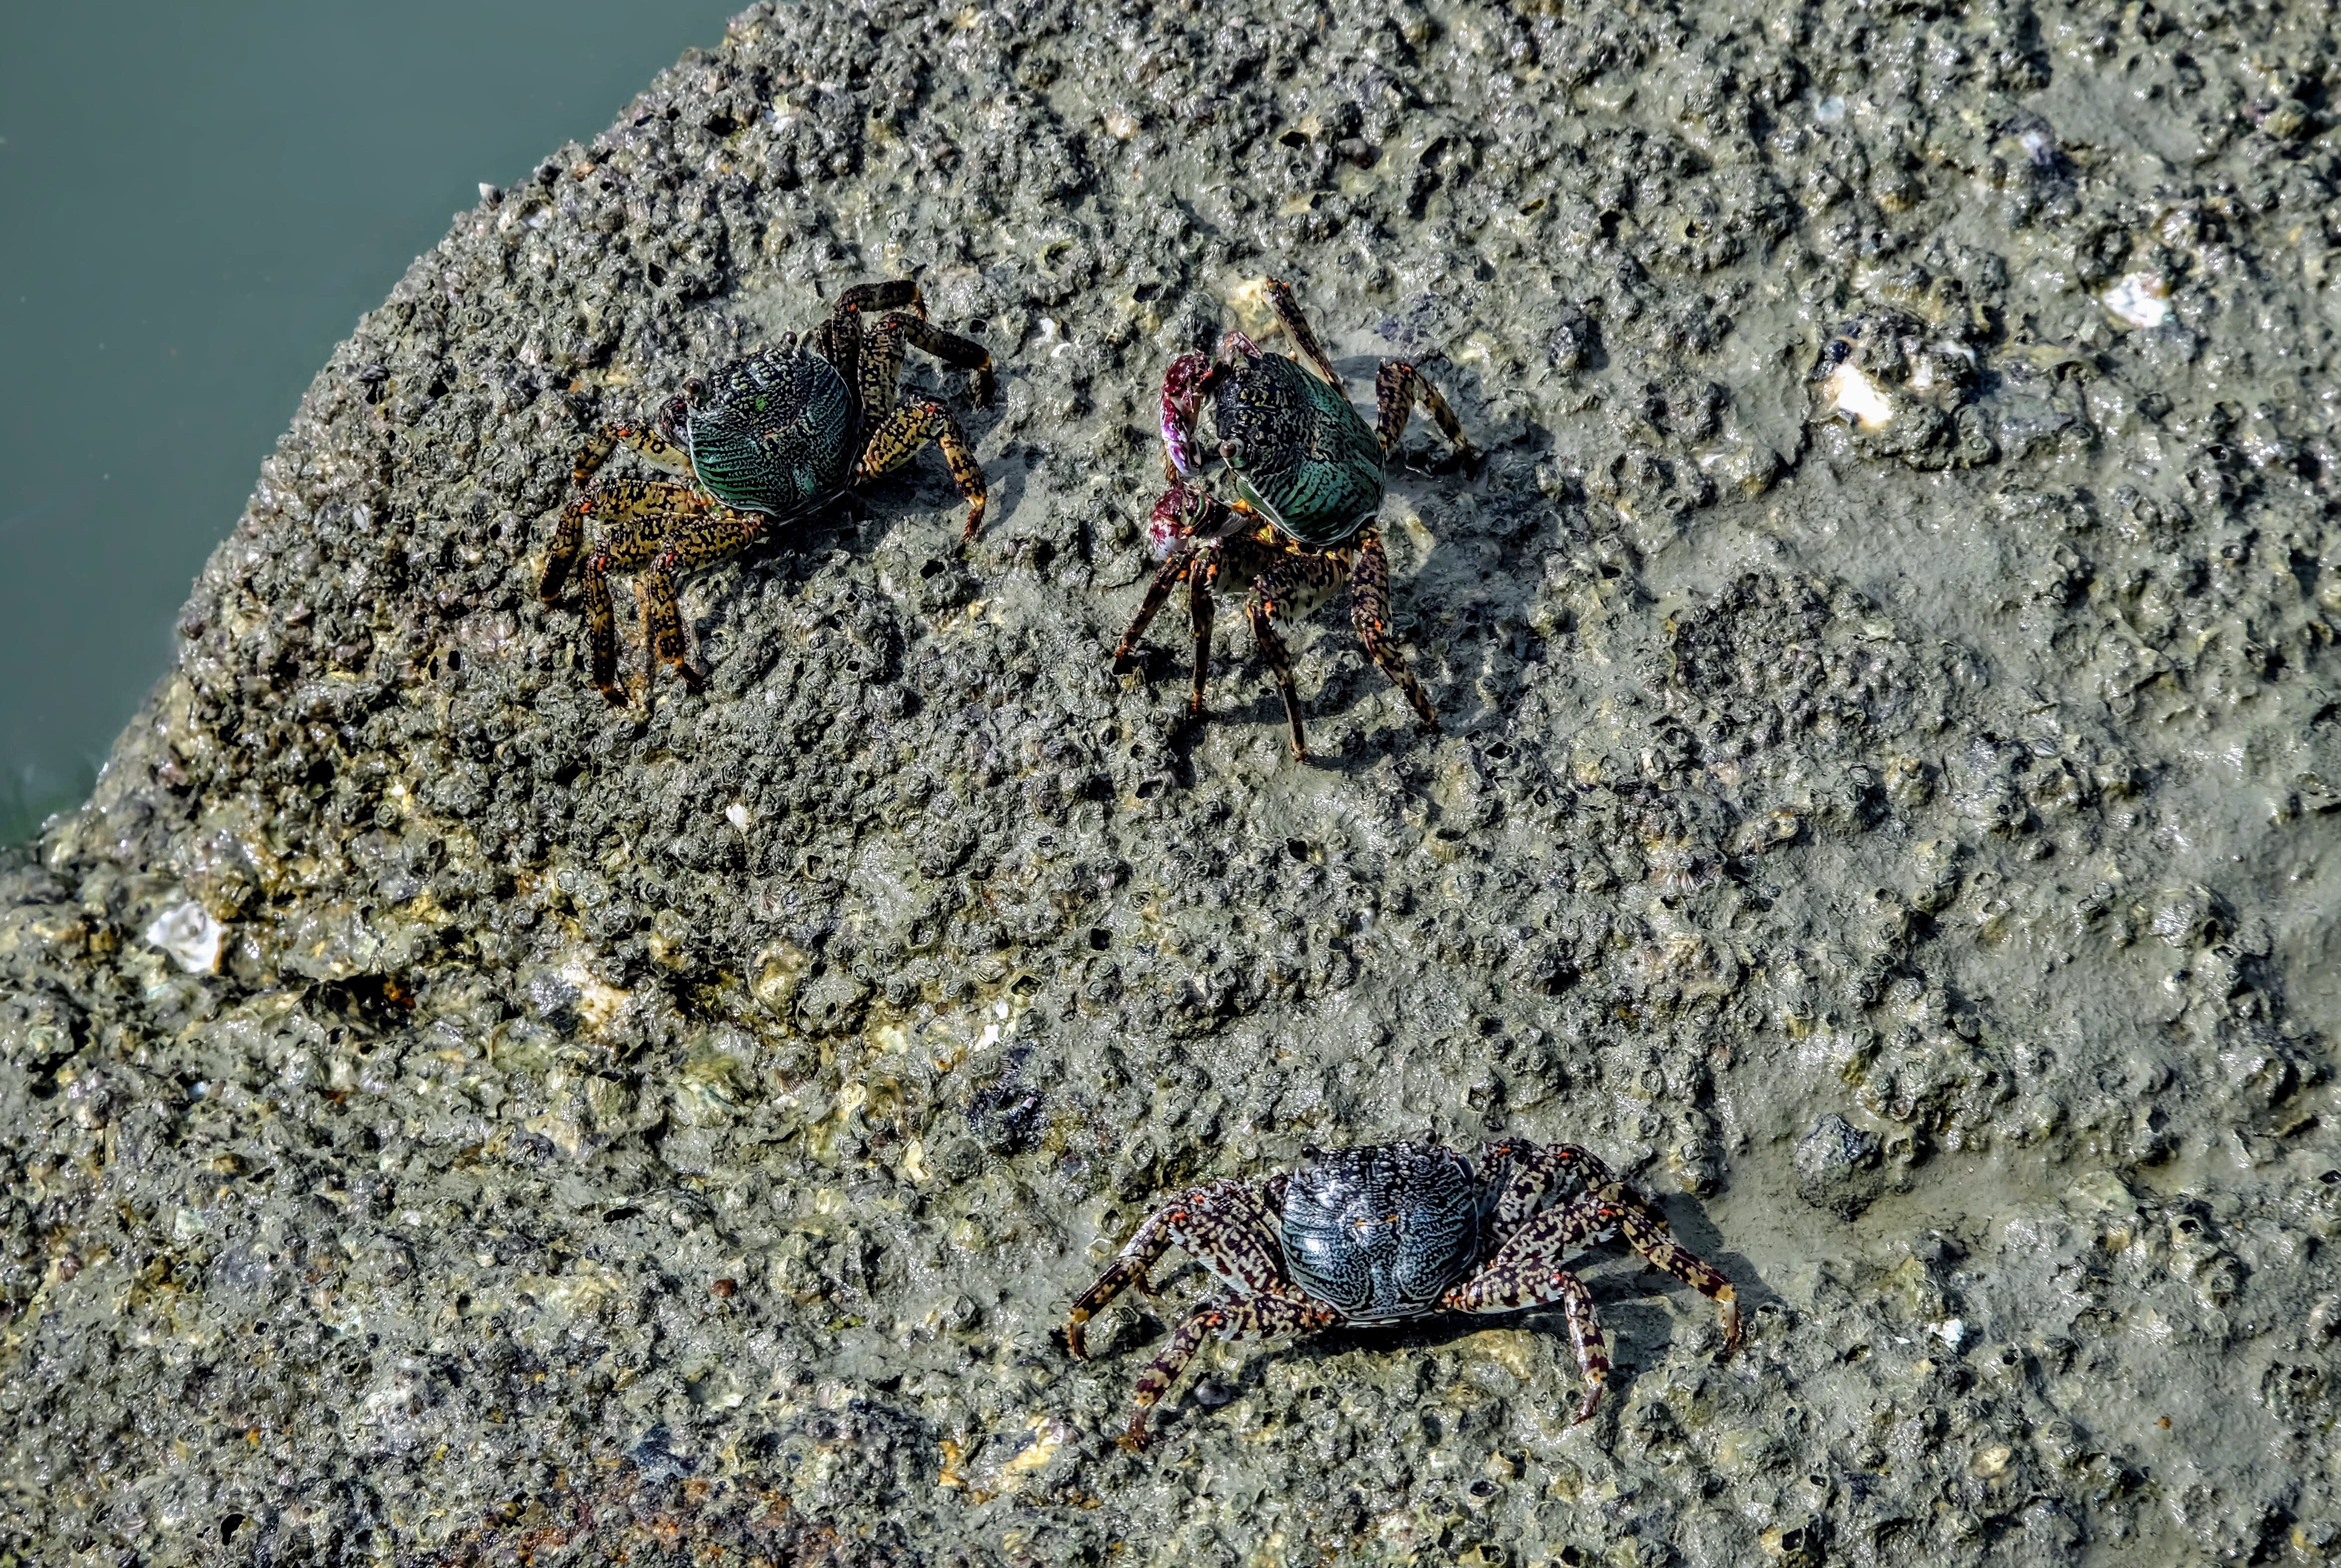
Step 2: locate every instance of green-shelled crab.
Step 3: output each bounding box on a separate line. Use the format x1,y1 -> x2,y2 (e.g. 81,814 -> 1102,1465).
1113,280 -> 1474,758
540,279 -> 992,704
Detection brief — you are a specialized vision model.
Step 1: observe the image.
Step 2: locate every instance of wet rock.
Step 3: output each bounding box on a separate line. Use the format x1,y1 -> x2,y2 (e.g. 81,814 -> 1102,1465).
1795,1113 -> 1884,1218
7,0 -> 2341,1561
1545,303 -> 1601,373
143,898 -> 223,973
624,1423 -> 695,1483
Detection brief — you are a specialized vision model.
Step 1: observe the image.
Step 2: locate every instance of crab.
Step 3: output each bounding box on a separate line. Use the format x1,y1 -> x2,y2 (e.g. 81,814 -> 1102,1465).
1111,279 -> 1474,758
539,279 -> 993,704
1066,1138 -> 1739,1449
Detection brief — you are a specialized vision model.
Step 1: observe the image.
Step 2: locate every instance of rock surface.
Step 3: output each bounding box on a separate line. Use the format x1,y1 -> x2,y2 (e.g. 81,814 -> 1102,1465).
1796,1114 -> 1885,1220
4,0 -> 2341,1562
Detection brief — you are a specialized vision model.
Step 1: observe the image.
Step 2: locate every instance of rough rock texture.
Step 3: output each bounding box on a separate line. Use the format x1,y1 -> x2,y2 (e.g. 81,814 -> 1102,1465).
5,0 -> 2341,1563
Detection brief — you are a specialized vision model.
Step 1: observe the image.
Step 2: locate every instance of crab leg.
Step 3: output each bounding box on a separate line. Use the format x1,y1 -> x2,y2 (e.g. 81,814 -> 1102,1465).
551,480 -> 712,702
1477,1140 -> 1613,1232
834,278 -> 921,316
544,446 -> 694,603
565,421 -> 694,495
1245,558 -> 1314,758
1446,1186 -> 1741,1422
853,316 -> 910,424
1444,1258 -> 1614,1424
822,280 -> 920,402
1263,278 -> 1343,386
1485,1186 -> 1739,1351
1250,547 -> 1353,757
1122,1293 -> 1336,1450
1186,556 -> 1217,715
1442,1192 -> 1638,1423
1373,361 -> 1474,461
1065,1177 -> 1287,1358
855,397 -> 989,540
632,577 -> 662,696
581,557 -> 626,702
1609,1196 -> 1742,1355
863,311 -> 997,410
638,505 -> 772,693
1347,528 -> 1439,735
1113,494 -> 1261,707
1113,543 -> 1206,675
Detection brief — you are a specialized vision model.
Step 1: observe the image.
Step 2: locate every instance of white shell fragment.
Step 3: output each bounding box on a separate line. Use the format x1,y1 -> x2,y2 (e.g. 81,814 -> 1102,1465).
1824,362 -> 1895,429
2101,272 -> 2171,329
146,901 -> 224,974
725,802 -> 751,831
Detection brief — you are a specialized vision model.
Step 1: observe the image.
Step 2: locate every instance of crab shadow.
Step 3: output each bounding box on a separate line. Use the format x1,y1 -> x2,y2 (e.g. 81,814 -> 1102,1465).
1147,412 -> 1560,777
652,392 -> 1012,691
1123,461 -> 1563,786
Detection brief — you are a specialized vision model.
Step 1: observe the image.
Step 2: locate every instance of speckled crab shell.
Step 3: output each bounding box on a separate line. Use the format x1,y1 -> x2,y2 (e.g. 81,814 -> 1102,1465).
1280,1140 -> 1482,1320
1212,350 -> 1387,548
683,347 -> 859,518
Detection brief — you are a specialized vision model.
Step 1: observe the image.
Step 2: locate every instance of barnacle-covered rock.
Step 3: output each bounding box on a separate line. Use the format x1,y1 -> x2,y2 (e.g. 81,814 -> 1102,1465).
5,0 -> 2341,1561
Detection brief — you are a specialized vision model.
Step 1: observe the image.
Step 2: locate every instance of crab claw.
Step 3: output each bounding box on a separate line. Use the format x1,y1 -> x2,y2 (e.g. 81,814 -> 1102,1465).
1160,352 -> 1213,480
1144,482 -> 1200,559
1144,481 -> 1240,561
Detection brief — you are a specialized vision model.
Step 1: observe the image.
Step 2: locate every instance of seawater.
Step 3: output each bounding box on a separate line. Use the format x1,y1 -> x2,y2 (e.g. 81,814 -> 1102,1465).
0,0 -> 745,841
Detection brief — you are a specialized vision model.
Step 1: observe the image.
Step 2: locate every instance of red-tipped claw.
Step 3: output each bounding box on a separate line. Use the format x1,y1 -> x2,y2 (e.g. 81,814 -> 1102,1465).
1160,353 -> 1212,479
1144,481 -> 1240,561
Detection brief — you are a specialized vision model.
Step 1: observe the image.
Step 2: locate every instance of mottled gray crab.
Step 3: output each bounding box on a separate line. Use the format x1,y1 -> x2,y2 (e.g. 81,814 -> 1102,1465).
540,278 -> 992,704
1067,1138 -> 1739,1448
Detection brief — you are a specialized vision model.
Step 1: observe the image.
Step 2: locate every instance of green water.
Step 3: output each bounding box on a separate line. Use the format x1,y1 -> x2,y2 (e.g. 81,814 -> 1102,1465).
0,0 -> 746,841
